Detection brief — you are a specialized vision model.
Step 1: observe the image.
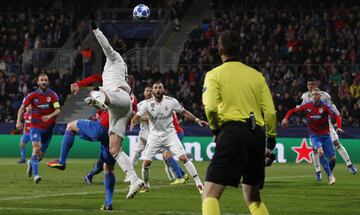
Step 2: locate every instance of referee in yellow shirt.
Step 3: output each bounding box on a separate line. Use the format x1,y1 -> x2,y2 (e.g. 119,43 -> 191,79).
202,30 -> 277,215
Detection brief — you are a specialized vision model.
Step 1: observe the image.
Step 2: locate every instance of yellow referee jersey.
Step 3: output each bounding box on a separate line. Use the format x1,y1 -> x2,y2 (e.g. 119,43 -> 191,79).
202,61 -> 277,137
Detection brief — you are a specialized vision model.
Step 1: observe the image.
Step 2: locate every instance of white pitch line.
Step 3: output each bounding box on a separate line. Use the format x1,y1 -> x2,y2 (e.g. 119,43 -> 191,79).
0,207 -> 248,215
0,175 -> 313,202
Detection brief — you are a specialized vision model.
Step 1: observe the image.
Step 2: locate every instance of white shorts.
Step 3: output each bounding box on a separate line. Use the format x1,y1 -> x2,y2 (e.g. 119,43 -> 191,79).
105,88 -> 132,138
134,129 -> 149,153
142,132 -> 185,161
329,123 -> 339,142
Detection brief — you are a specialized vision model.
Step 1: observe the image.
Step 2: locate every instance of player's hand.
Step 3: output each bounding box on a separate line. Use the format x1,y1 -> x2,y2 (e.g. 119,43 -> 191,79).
16,122 -> 23,130
42,115 -> 51,122
89,12 -> 97,29
70,83 -> 80,95
265,148 -> 276,167
281,119 -> 289,127
336,128 -> 345,133
195,118 -> 208,127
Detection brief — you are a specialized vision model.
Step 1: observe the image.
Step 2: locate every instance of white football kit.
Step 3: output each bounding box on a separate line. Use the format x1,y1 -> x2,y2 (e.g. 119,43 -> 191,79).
93,28 -> 132,138
300,90 -> 340,141
136,96 -> 186,160
134,100 -> 150,153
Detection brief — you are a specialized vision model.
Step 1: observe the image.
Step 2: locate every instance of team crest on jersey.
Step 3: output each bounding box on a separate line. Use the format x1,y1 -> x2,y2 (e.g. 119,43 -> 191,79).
34,98 -> 38,103
319,108 -> 323,113
47,97 -> 51,102
306,108 -> 311,113
165,106 -> 168,111
151,103 -> 154,108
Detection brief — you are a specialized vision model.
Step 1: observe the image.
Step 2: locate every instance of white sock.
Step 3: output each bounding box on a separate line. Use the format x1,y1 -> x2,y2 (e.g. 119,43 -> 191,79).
163,160 -> 175,181
336,144 -> 352,166
142,163 -> 150,186
131,151 -> 141,168
312,152 -> 321,172
114,152 -> 138,184
183,160 -> 202,185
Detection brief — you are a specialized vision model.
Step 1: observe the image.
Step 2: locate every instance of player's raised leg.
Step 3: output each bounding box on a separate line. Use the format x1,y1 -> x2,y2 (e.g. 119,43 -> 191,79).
47,120 -> 79,170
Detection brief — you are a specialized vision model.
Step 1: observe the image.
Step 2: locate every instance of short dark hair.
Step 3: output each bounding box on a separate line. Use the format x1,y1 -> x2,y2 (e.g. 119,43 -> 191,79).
307,77 -> 317,82
152,81 -> 163,86
218,30 -> 240,57
37,73 -> 48,80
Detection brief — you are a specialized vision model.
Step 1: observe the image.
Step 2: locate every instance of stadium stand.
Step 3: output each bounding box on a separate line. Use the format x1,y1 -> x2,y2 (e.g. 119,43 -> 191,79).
0,0 -> 359,128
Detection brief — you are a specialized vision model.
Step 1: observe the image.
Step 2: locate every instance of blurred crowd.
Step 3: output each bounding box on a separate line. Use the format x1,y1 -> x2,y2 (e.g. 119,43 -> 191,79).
1,0 -> 359,128
175,0 -> 360,126
0,0 -> 90,122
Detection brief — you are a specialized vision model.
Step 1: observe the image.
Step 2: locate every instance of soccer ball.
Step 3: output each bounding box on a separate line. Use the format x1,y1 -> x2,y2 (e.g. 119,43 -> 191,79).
133,4 -> 150,20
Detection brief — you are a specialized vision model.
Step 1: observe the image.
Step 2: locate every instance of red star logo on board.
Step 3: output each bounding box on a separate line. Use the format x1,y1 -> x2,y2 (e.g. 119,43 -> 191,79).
291,138 -> 313,163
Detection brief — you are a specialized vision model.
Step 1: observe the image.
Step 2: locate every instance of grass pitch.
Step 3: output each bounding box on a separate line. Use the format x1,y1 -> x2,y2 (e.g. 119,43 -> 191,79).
0,158 -> 358,215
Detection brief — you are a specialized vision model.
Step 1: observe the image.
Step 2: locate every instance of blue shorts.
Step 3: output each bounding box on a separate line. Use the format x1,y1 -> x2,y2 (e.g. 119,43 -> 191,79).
177,131 -> 184,141
21,133 -> 31,144
310,134 -> 335,158
77,120 -> 109,146
99,144 -> 116,166
30,127 -> 53,153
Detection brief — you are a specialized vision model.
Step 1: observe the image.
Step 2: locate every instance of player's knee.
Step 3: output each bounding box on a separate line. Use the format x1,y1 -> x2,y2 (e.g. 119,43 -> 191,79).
143,160 -> 152,167
333,140 -> 340,147
103,163 -> 114,173
179,154 -> 188,163
162,150 -> 171,160
66,120 -> 77,131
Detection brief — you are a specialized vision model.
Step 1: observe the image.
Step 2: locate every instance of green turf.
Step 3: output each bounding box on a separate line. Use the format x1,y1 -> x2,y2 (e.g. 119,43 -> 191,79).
0,158 -> 358,215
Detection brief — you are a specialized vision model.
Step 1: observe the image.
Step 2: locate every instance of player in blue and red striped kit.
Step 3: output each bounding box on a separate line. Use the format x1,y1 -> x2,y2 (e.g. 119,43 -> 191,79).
17,105 -> 32,163
281,88 -> 343,185
16,73 -> 61,183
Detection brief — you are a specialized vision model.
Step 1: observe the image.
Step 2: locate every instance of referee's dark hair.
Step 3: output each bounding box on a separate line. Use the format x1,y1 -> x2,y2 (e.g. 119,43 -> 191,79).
218,30 -> 241,58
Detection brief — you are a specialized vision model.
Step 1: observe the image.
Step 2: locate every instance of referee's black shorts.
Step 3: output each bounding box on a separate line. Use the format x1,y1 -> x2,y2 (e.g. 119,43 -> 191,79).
205,121 -> 266,189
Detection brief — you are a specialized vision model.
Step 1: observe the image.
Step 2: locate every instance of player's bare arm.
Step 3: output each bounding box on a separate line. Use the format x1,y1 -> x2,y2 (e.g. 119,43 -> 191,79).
42,108 -> 61,122
281,118 -> 289,127
70,83 -> 80,95
130,114 -> 141,130
180,109 -> 208,127
16,104 -> 25,130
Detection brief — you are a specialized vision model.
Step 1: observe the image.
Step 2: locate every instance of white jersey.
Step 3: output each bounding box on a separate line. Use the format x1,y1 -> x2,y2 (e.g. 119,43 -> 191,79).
137,95 -> 185,136
136,100 -> 149,136
300,90 -> 339,114
93,29 -> 131,93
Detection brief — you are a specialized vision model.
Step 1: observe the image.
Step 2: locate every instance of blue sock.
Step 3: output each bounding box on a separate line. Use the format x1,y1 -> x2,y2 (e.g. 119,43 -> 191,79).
104,172 -> 115,206
59,130 -> 76,164
329,159 -> 336,172
31,155 -> 40,176
89,160 -> 104,177
319,155 -> 332,177
165,156 -> 185,178
20,148 -> 26,160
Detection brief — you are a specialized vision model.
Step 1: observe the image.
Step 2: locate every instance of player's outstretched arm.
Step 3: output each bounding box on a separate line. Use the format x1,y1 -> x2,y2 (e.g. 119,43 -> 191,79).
130,114 -> 141,131
90,13 -> 124,63
181,109 -> 208,127
71,73 -> 103,95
